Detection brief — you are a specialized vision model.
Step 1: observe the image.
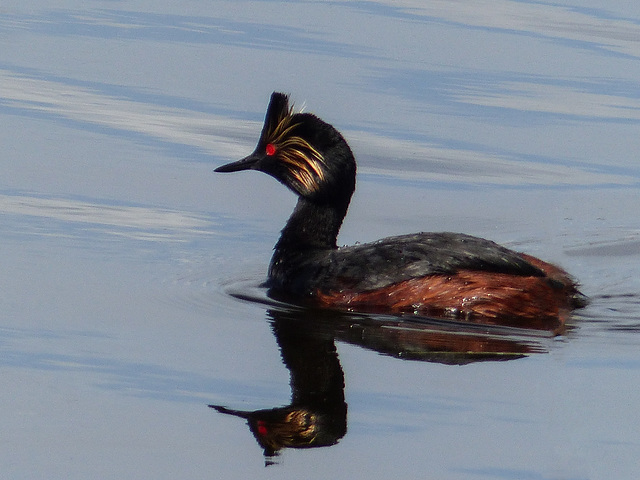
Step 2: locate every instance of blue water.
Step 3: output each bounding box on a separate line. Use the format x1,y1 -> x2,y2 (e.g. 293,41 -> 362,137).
1,1 -> 640,478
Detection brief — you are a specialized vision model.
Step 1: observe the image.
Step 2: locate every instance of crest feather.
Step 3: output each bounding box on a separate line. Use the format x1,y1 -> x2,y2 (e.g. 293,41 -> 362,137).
261,92 -> 327,194
261,92 -> 293,144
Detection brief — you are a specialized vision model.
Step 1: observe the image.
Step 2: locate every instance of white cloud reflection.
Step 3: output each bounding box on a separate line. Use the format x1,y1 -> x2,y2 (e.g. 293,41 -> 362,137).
349,132 -> 632,186
1,68 -> 636,187
0,69 -> 251,159
394,0 -> 640,58
0,194 -> 215,242
452,80 -> 640,119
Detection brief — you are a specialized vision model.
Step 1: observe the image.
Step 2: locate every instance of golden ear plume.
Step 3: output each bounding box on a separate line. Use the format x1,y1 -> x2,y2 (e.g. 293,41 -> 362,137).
264,103 -> 326,193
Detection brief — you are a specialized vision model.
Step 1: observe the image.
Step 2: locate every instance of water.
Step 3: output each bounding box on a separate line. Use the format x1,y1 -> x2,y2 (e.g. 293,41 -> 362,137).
1,1 -> 640,478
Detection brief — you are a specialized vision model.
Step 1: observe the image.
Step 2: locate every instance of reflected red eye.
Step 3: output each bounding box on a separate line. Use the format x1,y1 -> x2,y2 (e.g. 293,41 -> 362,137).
265,143 -> 276,156
257,420 -> 268,436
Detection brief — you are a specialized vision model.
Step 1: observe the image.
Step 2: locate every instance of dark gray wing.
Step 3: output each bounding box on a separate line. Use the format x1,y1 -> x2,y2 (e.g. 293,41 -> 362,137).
275,232 -> 544,293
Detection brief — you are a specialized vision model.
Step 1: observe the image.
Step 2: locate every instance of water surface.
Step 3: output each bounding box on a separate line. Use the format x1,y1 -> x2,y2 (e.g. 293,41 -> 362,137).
1,1 -> 640,478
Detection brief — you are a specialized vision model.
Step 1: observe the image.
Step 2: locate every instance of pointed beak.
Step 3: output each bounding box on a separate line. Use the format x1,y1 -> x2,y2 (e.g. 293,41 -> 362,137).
214,152 -> 262,173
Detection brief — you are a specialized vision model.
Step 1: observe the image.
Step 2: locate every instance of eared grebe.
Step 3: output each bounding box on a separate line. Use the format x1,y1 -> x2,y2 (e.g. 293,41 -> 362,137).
215,92 -> 585,324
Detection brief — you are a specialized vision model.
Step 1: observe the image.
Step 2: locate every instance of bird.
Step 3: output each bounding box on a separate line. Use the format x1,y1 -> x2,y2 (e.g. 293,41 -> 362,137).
215,92 -> 585,326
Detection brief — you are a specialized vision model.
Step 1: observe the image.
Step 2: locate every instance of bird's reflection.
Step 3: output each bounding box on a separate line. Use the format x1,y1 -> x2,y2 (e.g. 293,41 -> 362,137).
211,310 -> 347,461
210,305 -> 560,462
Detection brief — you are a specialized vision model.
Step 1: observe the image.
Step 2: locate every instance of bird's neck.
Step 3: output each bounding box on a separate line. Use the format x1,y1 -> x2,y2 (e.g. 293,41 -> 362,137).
274,197 -> 349,251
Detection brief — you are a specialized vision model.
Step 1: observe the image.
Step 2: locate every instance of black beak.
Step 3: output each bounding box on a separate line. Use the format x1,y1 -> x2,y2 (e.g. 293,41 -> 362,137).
214,152 -> 263,173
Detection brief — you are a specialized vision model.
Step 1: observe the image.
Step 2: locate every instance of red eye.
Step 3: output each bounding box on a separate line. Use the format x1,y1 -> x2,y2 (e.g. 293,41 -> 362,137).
265,143 -> 276,156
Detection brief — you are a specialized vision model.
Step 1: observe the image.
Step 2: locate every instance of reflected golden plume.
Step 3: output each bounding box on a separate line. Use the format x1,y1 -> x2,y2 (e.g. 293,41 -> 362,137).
254,409 -> 320,453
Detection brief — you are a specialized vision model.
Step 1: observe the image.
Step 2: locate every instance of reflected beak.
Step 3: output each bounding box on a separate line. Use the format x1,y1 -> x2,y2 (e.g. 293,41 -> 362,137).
214,152 -> 263,173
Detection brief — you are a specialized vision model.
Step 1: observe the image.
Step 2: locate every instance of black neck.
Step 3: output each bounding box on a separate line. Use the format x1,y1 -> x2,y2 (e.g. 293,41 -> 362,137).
274,197 -> 349,251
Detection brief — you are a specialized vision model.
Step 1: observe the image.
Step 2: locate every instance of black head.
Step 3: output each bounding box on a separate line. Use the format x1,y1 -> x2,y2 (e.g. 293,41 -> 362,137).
215,92 -> 356,205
